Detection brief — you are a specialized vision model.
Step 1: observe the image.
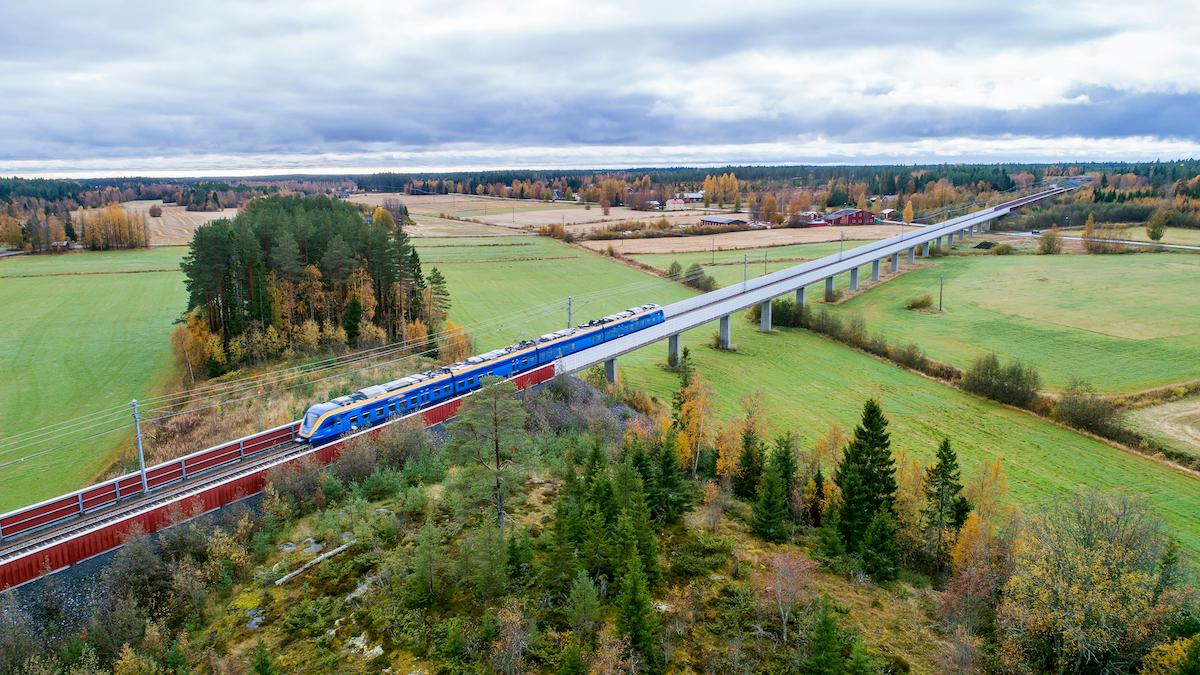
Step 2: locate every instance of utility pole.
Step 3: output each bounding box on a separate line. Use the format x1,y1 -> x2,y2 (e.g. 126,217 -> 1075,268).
566,296 -> 572,328
743,253 -> 748,290
131,399 -> 148,494
939,274 -> 945,312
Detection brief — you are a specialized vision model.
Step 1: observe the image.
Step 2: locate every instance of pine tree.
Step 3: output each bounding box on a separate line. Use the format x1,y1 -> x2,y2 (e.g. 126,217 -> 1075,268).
616,553 -> 661,671
834,399 -> 897,550
922,438 -> 968,575
817,501 -> 845,558
407,519 -> 444,607
752,449 -> 791,543
860,511 -> 900,581
732,428 -> 763,501
427,267 -> 451,323
623,480 -> 661,585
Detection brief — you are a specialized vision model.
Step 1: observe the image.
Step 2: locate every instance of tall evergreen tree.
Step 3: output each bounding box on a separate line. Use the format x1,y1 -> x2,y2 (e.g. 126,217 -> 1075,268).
921,438 -> 969,575
649,430 -> 686,525
834,399 -> 897,550
860,511 -> 900,581
773,433 -> 800,522
752,449 -> 791,543
343,296 -> 363,345
732,427 -> 763,501
616,553 -> 661,672
808,468 -> 825,527
803,597 -> 847,674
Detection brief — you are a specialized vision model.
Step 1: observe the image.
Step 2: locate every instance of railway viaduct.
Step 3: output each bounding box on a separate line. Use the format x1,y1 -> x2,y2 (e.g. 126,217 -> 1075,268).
0,182 -> 1078,589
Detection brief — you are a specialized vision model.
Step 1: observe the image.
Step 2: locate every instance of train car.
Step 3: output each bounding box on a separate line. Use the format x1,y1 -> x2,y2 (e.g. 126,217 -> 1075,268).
298,304 -> 663,444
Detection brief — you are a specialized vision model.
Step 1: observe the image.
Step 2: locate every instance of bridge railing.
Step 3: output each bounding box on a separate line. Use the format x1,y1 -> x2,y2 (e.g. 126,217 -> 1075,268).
0,421 -> 300,541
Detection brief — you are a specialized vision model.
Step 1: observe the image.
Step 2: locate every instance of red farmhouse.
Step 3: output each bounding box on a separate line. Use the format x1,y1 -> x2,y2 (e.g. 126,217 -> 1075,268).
824,208 -> 876,225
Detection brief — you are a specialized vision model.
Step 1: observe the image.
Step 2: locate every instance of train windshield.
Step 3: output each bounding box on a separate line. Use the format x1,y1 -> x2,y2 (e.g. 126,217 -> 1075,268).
301,411 -> 320,434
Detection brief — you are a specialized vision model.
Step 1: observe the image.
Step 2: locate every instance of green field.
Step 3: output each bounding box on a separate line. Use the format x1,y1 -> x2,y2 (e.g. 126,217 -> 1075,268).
0,248 -> 187,510
1115,226 -> 1200,247
423,236 -> 1200,557
816,253 -> 1200,393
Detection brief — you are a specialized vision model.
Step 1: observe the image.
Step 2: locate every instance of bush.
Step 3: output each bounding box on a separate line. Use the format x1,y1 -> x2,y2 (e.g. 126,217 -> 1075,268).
334,440 -> 378,485
906,294 -> 933,310
891,343 -> 930,372
1054,378 -> 1119,435
376,416 -> 434,470
363,468 -> 404,501
267,458 -> 323,513
991,243 -> 1015,255
1039,228 -> 1063,255
668,532 -> 734,582
282,594 -> 335,639
962,353 -> 1041,408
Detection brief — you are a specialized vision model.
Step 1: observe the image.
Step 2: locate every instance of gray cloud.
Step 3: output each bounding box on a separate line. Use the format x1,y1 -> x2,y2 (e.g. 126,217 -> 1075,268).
0,0 -> 1196,174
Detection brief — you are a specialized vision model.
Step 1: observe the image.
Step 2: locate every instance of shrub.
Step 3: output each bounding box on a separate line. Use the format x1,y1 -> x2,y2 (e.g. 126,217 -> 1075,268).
363,468 -> 403,501
1039,227 -> 1063,254
334,440 -> 378,485
891,343 -> 930,372
906,294 -> 933,310
148,204 -> 163,218
282,594 -> 335,638
375,416 -> 434,469
268,458 -> 324,512
668,532 -> 734,582
962,353 -> 1041,408
1054,378 -> 1119,435
991,243 -> 1015,255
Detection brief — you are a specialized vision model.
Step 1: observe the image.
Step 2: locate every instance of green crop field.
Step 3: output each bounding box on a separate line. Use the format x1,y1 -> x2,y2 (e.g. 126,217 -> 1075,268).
819,253 -> 1200,393
0,248 -> 187,510
426,236 -> 1200,557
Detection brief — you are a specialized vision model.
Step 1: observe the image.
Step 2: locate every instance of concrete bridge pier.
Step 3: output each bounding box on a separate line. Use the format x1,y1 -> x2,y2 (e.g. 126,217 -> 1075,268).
759,300 -> 772,332
719,315 -> 731,349
825,276 -> 835,299
604,358 -> 617,384
668,334 -> 680,365
849,267 -> 859,291
890,251 -> 900,273
907,247 -> 916,264
922,241 -> 931,257
935,236 -> 943,250
871,259 -> 881,281
795,286 -> 806,309
958,229 -> 965,242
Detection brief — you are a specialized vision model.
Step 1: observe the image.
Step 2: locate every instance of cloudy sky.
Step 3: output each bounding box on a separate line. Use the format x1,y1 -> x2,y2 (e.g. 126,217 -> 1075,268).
1,0 -> 1197,176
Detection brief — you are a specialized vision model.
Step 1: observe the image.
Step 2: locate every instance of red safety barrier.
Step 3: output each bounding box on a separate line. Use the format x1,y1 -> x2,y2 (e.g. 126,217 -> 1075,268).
0,363 -> 557,589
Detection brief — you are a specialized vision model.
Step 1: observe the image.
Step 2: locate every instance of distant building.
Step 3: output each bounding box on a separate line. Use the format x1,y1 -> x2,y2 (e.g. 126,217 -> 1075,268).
680,191 -> 705,203
824,208 -> 876,225
880,208 -> 896,219
646,200 -> 661,209
700,215 -> 747,227
665,198 -> 687,210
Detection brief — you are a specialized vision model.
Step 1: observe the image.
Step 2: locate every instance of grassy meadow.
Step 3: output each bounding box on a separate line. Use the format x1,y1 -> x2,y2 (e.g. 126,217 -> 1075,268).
422,235 -> 1200,557
628,240 -> 882,288
0,248 -> 187,510
821,253 -> 1200,392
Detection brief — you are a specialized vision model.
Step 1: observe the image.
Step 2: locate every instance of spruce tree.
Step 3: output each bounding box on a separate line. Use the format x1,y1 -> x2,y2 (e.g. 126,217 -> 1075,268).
834,399 -> 897,550
564,570 -> 600,638
650,430 -> 686,525
616,553 -> 661,671
732,428 -> 763,501
803,597 -> 846,674
624,481 -> 661,585
860,511 -> 900,581
921,438 -> 967,575
773,433 -> 800,521
559,642 -> 587,675
752,450 -> 790,543
808,468 -> 825,527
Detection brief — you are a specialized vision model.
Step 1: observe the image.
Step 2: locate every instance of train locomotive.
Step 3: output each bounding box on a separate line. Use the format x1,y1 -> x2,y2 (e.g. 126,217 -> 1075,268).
298,304 -> 663,444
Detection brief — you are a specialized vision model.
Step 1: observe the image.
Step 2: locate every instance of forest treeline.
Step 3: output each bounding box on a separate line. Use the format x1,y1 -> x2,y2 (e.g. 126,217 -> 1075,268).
176,195 -> 452,376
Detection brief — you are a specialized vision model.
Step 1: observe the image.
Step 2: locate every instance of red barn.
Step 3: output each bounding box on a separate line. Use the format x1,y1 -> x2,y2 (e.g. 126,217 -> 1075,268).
824,208 -> 876,225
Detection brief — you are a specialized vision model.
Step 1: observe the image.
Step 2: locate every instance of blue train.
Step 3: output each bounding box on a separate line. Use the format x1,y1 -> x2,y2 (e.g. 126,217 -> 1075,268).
298,304 -> 664,444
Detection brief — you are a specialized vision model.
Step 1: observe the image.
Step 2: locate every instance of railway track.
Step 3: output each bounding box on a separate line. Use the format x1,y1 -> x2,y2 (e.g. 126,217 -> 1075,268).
0,439 -> 305,566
